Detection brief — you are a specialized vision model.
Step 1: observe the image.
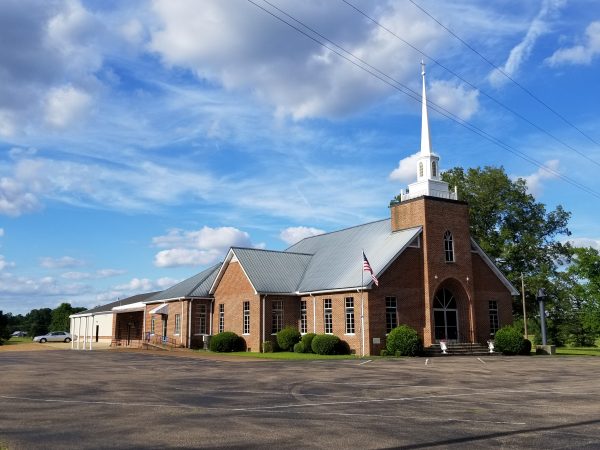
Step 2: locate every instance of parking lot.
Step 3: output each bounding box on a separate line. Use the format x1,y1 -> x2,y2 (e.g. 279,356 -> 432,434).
1,350 -> 599,449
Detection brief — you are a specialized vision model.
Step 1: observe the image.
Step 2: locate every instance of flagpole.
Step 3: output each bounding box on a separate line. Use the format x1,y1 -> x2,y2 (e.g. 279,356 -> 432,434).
361,249 -> 365,358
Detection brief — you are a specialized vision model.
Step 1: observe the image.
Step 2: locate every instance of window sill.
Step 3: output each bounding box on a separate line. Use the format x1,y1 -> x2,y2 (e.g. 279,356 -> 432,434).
242,333 -> 250,336
344,333 -> 355,336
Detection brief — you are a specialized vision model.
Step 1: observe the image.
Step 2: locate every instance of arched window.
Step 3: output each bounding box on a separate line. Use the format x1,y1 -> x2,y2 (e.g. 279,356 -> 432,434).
432,161 -> 437,177
444,230 -> 454,262
419,162 -> 424,177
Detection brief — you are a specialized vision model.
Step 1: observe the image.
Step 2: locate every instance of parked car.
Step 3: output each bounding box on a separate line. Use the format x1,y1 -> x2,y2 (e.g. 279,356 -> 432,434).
33,331 -> 72,343
11,331 -> 27,337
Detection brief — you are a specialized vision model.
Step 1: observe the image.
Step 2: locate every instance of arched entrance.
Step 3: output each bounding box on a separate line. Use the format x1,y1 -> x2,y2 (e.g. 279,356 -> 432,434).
433,288 -> 459,342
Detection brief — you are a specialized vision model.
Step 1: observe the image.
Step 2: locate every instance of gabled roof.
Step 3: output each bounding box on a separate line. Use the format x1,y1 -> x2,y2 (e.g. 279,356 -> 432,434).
71,291 -> 160,317
211,248 -> 312,295
470,238 -> 520,296
209,219 -> 422,295
146,263 -> 221,303
288,219 -> 421,293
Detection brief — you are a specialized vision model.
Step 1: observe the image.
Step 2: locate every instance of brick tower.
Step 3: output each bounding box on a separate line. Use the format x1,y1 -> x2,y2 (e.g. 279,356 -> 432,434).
390,62 -> 476,346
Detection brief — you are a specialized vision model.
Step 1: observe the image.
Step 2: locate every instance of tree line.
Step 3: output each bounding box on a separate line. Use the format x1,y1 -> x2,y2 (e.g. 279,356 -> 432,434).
0,303 -> 85,344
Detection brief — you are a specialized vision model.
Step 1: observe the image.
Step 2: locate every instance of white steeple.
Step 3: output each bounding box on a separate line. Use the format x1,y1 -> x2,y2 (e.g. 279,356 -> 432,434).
420,60 -> 432,156
399,62 -> 457,202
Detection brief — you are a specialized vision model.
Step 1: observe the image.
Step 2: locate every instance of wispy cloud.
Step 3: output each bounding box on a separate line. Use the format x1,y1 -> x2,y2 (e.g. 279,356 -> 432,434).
489,0 -> 566,87
518,159 -> 560,197
280,226 -> 325,246
545,21 -> 600,66
40,256 -> 86,269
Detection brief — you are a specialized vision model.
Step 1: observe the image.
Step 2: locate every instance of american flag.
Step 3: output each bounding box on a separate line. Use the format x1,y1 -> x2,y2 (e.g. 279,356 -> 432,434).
363,251 -> 379,286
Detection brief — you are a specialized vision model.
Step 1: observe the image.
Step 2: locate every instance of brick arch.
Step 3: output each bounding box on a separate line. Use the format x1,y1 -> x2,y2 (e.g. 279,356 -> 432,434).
431,278 -> 471,343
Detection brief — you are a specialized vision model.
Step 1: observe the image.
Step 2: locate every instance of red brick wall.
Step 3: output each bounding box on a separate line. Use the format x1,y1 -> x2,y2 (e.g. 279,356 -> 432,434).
472,253 -> 514,343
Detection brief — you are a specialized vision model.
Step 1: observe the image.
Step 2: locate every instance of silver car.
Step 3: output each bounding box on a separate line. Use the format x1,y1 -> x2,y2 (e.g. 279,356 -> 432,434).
33,331 -> 72,343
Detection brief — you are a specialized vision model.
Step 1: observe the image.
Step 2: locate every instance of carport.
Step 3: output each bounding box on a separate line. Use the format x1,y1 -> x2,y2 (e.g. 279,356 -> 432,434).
112,302 -> 145,346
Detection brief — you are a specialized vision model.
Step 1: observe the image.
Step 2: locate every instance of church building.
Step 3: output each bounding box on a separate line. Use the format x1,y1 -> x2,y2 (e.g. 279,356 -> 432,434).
71,65 -> 517,355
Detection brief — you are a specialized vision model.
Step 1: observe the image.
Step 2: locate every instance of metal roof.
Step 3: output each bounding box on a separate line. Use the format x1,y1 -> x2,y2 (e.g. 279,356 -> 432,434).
231,248 -> 312,294
72,291 -> 160,317
287,219 -> 421,292
146,263 -> 221,302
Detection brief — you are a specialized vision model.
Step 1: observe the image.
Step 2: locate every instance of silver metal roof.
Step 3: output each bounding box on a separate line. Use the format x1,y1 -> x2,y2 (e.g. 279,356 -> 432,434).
71,291 -> 160,317
231,248 -> 312,294
147,263 -> 221,302
287,219 -> 421,292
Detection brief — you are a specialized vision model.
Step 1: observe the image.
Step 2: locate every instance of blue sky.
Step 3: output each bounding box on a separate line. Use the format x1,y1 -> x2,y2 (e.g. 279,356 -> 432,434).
1,0 -> 600,314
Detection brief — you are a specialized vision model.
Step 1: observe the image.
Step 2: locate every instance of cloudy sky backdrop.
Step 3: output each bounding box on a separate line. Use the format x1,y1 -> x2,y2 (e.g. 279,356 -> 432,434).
1,0 -> 599,313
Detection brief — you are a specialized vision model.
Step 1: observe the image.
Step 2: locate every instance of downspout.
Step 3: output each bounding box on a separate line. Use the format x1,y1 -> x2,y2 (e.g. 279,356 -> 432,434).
181,299 -> 184,347
209,299 -> 214,335
262,294 -> 267,352
187,299 -> 193,348
310,293 -> 316,333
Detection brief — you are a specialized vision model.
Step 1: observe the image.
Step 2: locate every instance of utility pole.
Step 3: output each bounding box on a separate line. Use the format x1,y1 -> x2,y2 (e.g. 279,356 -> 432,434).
521,273 -> 528,339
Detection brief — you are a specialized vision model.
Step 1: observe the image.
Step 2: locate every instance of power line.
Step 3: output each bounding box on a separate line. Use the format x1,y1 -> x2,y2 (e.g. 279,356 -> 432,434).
407,0 -> 600,150
341,0 -> 600,169
244,0 -> 600,200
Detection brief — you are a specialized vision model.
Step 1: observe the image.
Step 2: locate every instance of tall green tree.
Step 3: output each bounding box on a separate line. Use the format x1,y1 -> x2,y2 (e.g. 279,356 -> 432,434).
25,308 -> 52,337
50,303 -> 86,331
0,311 -> 10,344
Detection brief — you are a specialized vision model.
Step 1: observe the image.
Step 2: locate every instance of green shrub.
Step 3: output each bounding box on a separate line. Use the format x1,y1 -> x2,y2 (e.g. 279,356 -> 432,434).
494,326 -> 524,355
300,333 -> 316,353
386,325 -> 422,356
277,326 -> 301,351
262,341 -> 274,353
380,349 -> 389,356
311,334 -> 340,355
519,338 -> 532,355
209,332 -> 245,352
293,342 -> 305,353
335,339 -> 351,355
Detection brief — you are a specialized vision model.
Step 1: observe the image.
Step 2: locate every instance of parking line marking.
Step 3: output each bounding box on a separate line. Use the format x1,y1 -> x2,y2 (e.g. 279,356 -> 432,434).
359,359 -> 372,365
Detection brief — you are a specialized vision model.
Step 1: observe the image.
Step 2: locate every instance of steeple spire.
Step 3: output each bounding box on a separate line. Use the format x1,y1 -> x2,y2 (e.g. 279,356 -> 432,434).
420,60 -> 432,155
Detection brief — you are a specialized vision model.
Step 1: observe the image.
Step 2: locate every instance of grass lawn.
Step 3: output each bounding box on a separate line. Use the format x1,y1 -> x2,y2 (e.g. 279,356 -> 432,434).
3,337 -> 32,345
555,347 -> 600,356
195,350 -> 361,360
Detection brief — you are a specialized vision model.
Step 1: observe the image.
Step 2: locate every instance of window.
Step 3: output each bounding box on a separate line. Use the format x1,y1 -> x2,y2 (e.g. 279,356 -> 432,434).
243,301 -> 250,335
385,297 -> 398,333
419,162 -> 424,177
324,299 -> 333,334
219,304 -> 224,333
272,300 -> 284,334
151,317 -> 155,335
444,230 -> 455,262
195,304 -> 207,335
345,297 -> 355,334
300,300 -> 307,334
432,160 -> 437,177
174,314 -> 181,335
489,300 -> 499,336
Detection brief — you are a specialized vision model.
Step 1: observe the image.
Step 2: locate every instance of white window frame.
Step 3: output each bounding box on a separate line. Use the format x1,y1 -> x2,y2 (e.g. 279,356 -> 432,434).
150,317 -> 155,335
194,304 -> 207,335
489,300 -> 500,336
345,297 -> 355,335
444,230 -> 455,262
300,300 -> 307,334
174,314 -> 181,336
218,304 -> 224,333
271,300 -> 284,335
385,296 -> 398,334
243,301 -> 250,335
324,299 -> 333,334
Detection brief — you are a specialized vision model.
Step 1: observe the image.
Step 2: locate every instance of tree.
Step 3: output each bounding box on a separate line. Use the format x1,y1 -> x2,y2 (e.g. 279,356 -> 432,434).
25,308 -> 52,337
0,311 -> 10,344
50,303 -> 86,332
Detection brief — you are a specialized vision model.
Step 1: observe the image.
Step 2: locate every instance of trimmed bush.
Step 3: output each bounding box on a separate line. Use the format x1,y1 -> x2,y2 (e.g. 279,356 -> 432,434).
293,342 -> 305,353
300,333 -> 316,353
386,325 -> 422,356
380,349 -> 389,356
209,332 -> 245,352
311,334 -> 340,355
277,326 -> 301,351
519,338 -> 532,355
335,339 -> 351,355
494,326 -> 524,355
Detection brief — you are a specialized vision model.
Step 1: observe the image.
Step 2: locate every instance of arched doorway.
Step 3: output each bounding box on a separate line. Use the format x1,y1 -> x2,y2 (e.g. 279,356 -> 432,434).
433,288 -> 459,342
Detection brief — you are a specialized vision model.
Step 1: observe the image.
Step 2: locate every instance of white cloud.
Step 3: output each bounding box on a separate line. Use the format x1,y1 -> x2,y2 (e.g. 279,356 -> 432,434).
61,268 -> 126,280
429,80 -> 479,120
545,21 -> 600,66
40,256 -> 86,269
489,0 -> 566,87
95,276 -> 180,303
568,237 -> 600,250
280,226 -> 325,245
44,85 -> 92,129
0,255 -> 15,271
389,152 -> 420,184
520,159 -> 560,196
0,228 -> 3,237
148,0 -> 450,120
0,272 -> 89,296
153,226 -> 253,267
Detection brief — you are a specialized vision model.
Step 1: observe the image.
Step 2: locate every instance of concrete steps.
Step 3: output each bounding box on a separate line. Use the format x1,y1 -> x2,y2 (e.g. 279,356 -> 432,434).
424,342 -> 498,357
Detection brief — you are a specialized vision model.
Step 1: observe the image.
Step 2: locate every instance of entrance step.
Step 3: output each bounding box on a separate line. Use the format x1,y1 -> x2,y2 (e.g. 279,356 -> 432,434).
424,342 -> 499,357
